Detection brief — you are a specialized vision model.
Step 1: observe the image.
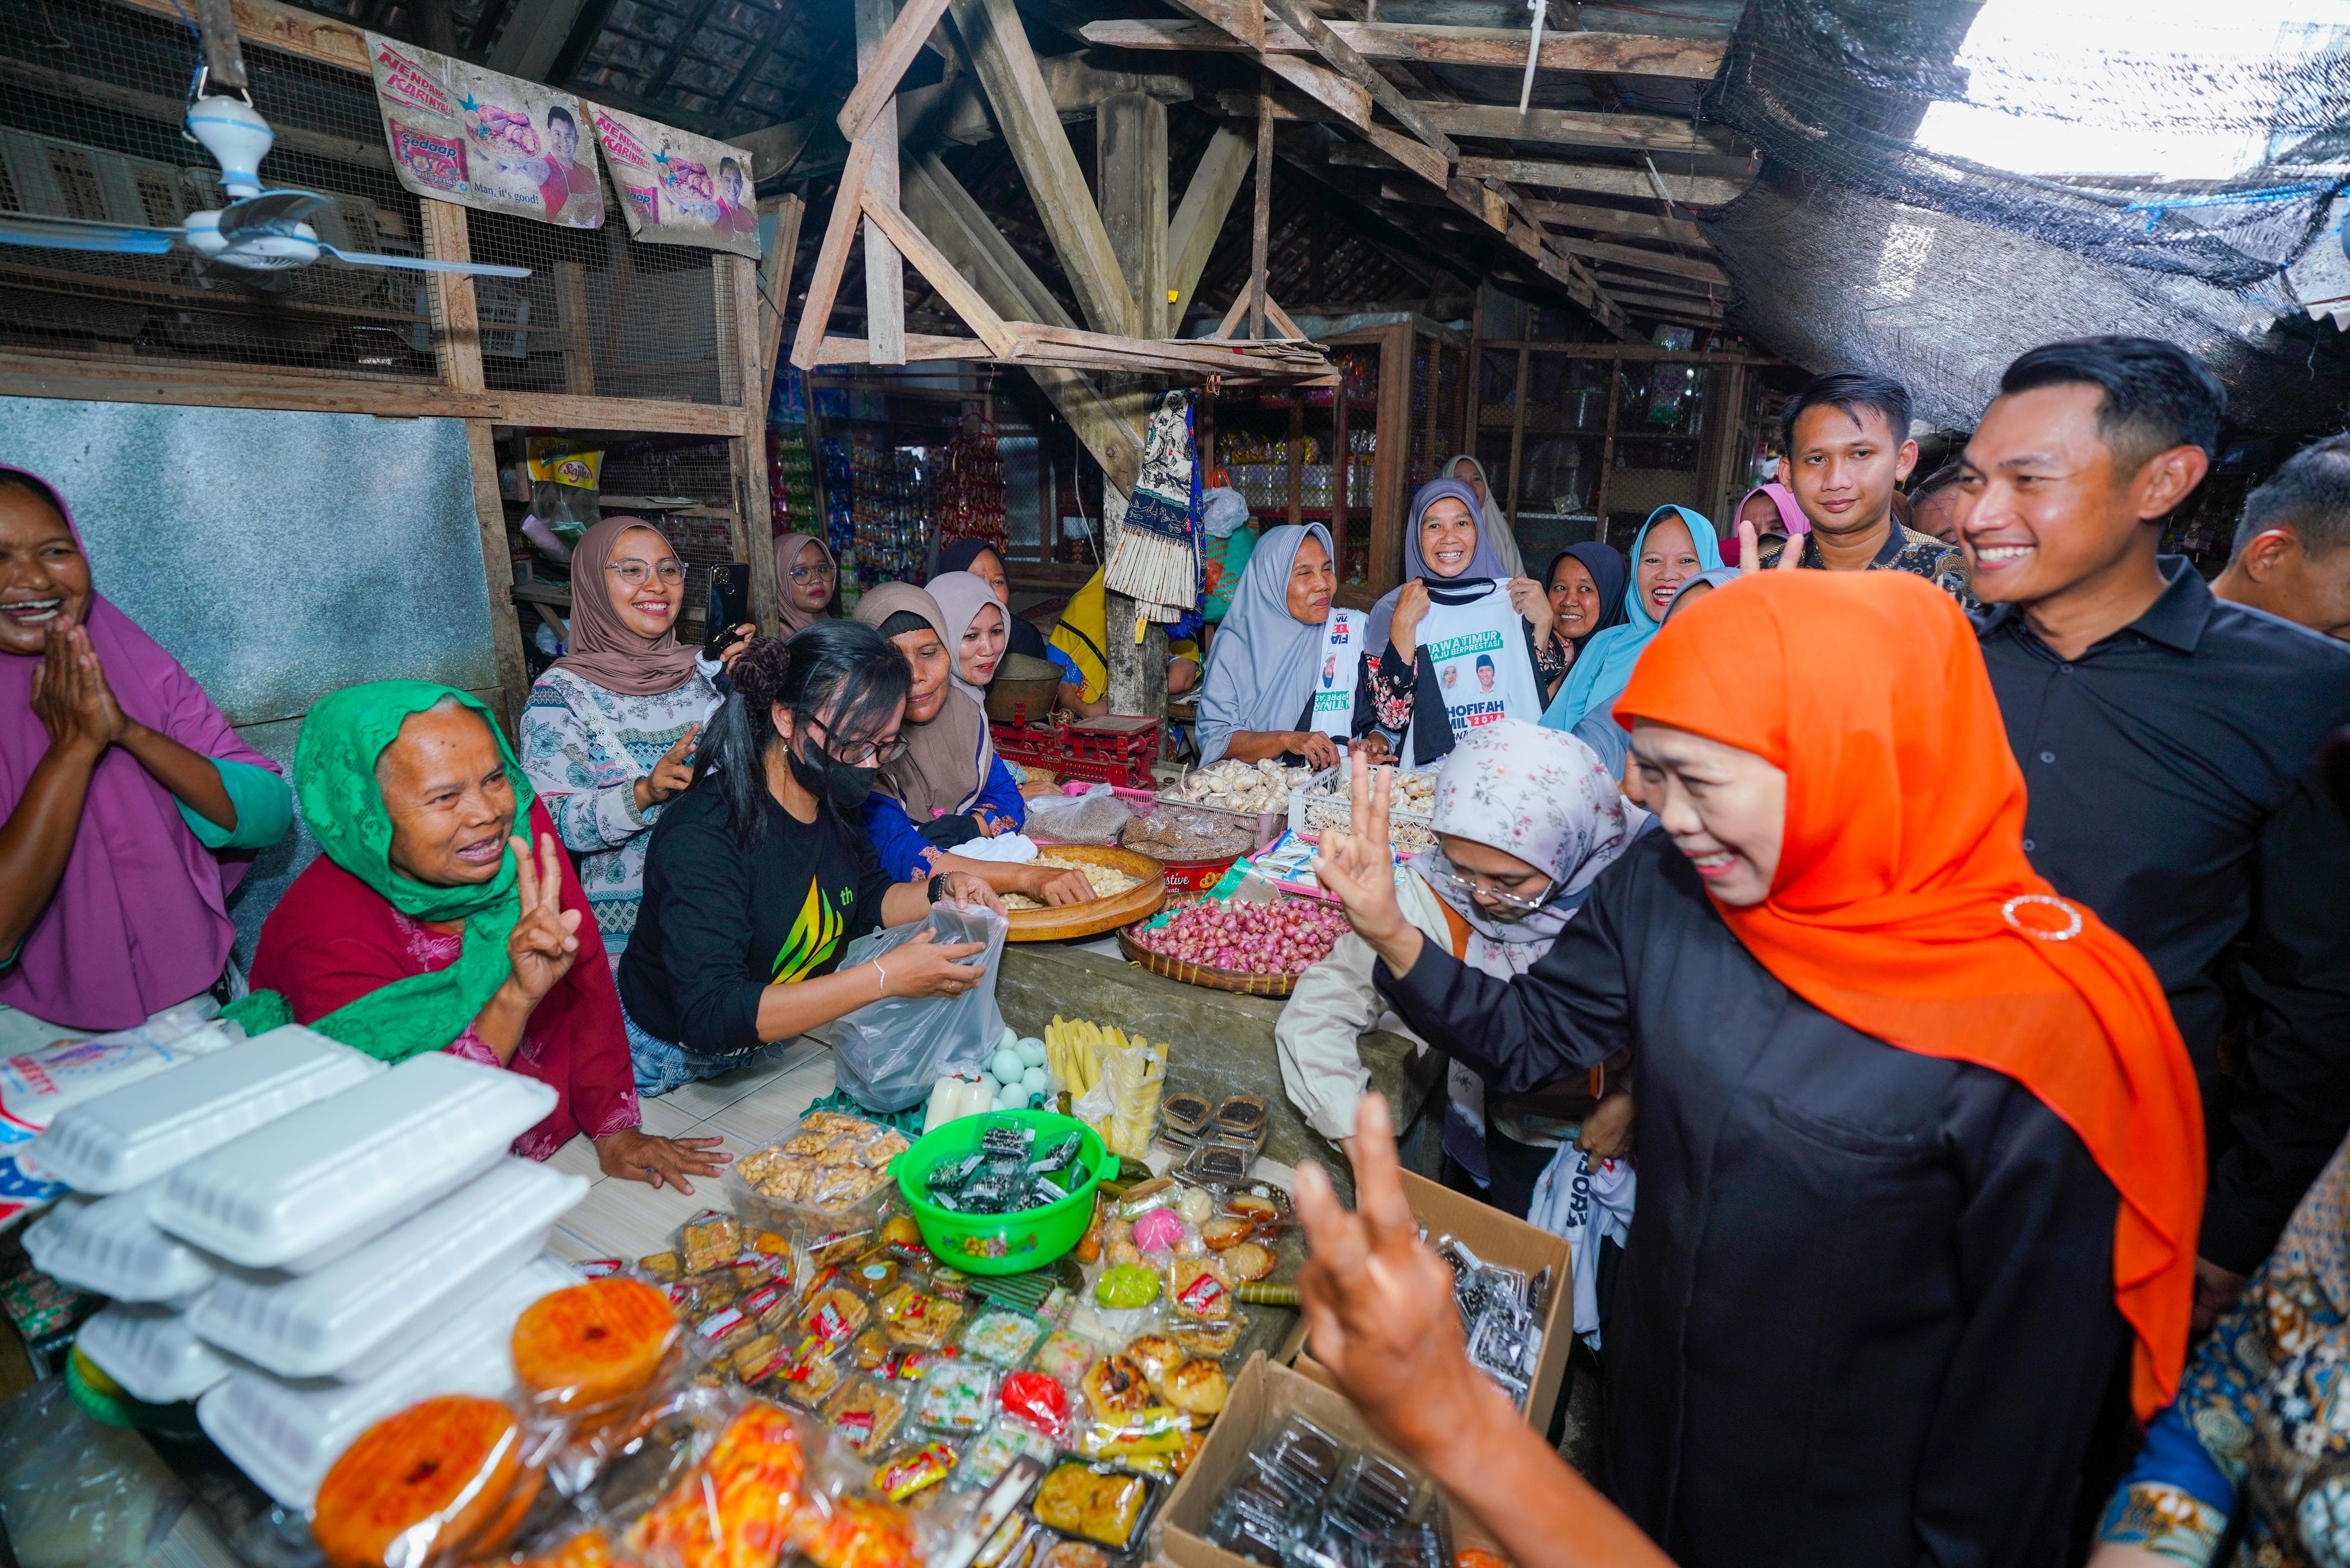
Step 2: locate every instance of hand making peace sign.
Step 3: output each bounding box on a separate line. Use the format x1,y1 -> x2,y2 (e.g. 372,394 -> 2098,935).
504,830 -> 583,1009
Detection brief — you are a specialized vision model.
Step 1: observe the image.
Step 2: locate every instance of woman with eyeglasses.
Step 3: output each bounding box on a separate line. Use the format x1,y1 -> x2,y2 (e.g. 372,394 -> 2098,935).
1274,718 -> 1646,1218
521,519 -> 753,966
773,531 -> 841,633
854,583 -> 1094,904
617,624 -> 1003,1096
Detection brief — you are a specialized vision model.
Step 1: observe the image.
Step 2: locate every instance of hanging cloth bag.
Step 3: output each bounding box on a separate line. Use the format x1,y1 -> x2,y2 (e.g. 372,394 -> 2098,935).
1403,580 -> 1544,765
1309,607 -> 1367,741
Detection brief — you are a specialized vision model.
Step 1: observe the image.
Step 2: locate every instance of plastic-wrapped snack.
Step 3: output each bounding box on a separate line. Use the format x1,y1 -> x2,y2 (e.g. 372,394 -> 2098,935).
1030,1330 -> 1100,1385
1074,1404 -> 1190,1474
696,1304 -> 760,1358
680,1212 -> 739,1274
851,1258 -> 900,1296
821,1378 -> 907,1456
1037,1542 -> 1111,1568
511,1278 -> 680,1425
1078,1354 -> 1153,1420
1168,1259 -> 1234,1325
730,1332 -> 785,1384
998,1370 -> 1073,1442
1168,1318 -> 1241,1358
1159,1360 -> 1229,1427
971,1514 -> 1048,1568
1122,1335 -> 1184,1388
952,1418 -> 1056,1493
877,1284 -> 963,1349
1091,1264 -> 1159,1311
639,1252 -> 682,1282
625,1397 -> 808,1568
1031,1461 -> 1159,1551
912,1359 -> 996,1435
788,1496 -> 919,1568
1113,1178 -> 1178,1223
799,1287 -> 871,1353
959,1305 -> 1045,1367
871,1439 -> 957,1502
513,1528 -> 613,1568
773,1340 -> 847,1410
311,1395 -> 539,1568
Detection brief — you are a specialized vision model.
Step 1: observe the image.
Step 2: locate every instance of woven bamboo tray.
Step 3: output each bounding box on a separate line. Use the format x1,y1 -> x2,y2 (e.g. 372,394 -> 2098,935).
1115,926 -> 1299,998
1004,844 -> 1167,942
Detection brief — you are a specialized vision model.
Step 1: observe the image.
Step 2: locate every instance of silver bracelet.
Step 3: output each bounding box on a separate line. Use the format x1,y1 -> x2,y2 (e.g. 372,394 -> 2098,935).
873,957 -> 889,995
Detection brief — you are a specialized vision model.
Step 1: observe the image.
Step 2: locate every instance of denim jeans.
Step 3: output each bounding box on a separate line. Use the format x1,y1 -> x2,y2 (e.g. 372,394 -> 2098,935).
622,998 -> 760,1097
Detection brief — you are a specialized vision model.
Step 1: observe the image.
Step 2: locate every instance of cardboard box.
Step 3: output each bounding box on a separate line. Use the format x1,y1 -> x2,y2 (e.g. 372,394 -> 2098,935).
1154,1354 -> 1502,1568
1278,1170 -> 1573,1432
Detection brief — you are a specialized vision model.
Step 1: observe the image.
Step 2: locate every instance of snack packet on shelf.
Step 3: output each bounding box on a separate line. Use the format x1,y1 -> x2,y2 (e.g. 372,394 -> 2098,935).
820,1376 -> 909,1457
727,1114 -> 909,1264
310,1394 -> 546,1568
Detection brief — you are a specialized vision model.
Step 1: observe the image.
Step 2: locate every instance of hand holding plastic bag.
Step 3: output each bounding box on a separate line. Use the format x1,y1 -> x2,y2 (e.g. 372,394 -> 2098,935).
812,904 -> 1009,1113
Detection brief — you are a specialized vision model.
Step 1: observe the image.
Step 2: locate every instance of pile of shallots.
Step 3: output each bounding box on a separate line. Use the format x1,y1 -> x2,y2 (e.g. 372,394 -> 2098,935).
1129,896 -> 1350,975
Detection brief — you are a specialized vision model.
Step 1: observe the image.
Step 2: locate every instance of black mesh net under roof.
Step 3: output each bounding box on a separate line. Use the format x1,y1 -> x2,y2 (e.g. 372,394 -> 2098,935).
1701,0 -> 2350,432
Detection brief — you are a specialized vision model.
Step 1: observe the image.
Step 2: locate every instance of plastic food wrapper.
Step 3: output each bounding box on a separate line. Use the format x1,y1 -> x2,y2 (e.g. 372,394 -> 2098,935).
820,1378 -> 908,1457
996,1370 -> 1073,1443
524,438 -> 603,555
1029,1330 -> 1100,1386
950,1419 -> 1055,1495
877,1283 -> 963,1349
772,1339 -> 848,1411
798,1283 -> 873,1355
1030,1461 -> 1161,1552
1167,1258 -> 1235,1327
1074,1403 -> 1190,1471
957,1305 -> 1045,1368
310,1395 -> 544,1568
912,1360 -> 996,1436
786,1495 -> 920,1568
624,1396 -> 810,1568
0,1378 -> 188,1568
871,1440 -> 957,1503
728,1115 -> 910,1251
1023,786 -> 1132,848
810,904 -> 1009,1114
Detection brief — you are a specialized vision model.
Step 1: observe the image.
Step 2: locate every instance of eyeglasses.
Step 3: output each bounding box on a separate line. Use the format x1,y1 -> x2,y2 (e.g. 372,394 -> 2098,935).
1422,856 -> 1555,915
804,715 -> 909,768
789,564 -> 837,584
606,559 -> 684,587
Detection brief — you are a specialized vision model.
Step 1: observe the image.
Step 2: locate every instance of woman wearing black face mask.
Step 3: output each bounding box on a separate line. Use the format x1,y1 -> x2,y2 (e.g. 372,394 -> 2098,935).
617,623 -> 1001,1096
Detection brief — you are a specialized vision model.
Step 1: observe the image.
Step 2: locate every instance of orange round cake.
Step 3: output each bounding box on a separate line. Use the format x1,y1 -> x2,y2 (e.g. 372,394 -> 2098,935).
511,1277 -> 677,1414
312,1395 -> 531,1568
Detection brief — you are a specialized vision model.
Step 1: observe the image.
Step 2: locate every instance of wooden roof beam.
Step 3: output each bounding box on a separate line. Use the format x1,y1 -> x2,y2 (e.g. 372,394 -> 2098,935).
1454,156 -> 1747,207
1553,236 -> 1729,286
1215,89 -> 1731,158
1076,16 -> 1725,80
1525,198 -> 1709,247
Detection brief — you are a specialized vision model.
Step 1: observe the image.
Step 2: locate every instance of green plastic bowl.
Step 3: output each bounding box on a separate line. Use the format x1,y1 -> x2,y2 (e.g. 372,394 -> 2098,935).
890,1108 -> 1117,1275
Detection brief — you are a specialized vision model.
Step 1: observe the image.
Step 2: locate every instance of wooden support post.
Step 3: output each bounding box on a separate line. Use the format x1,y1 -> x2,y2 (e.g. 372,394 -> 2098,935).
757,193 -> 806,417
1369,319 -> 1410,595
721,252 -> 781,636
789,141 -> 876,370
465,423 -> 532,738
1249,90 -> 1272,341
855,0 -> 906,365
1096,88 -> 1171,721
1167,125 -> 1251,328
422,201 -> 484,394
556,261 -> 595,395
1506,344 -> 1529,537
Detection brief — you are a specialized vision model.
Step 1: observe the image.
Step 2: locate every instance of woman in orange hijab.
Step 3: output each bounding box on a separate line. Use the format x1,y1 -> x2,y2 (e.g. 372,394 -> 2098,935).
1316,569 -> 2200,1568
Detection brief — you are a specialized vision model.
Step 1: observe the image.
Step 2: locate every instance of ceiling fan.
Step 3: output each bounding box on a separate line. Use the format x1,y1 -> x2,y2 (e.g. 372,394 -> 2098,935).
0,93 -> 530,281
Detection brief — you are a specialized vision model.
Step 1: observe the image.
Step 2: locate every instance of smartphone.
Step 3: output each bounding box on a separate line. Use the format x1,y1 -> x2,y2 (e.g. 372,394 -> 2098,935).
703,562 -> 750,658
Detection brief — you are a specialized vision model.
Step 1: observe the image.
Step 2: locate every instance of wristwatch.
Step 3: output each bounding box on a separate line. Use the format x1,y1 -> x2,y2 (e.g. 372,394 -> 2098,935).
927,873 -> 951,903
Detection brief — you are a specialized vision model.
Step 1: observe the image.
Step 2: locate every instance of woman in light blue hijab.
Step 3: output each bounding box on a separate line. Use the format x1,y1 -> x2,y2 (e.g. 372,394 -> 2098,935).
1540,504 -> 1722,735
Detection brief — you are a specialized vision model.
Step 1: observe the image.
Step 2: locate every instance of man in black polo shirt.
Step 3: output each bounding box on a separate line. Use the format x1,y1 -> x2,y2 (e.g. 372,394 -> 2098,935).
1960,336 -> 2350,1326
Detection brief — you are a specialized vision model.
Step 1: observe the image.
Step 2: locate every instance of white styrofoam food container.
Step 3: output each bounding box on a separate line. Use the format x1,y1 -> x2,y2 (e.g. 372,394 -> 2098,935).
151,1053 -> 555,1270
23,1184 -> 219,1303
198,1255 -> 577,1508
188,1157 -> 585,1378
77,1302 -> 234,1404
29,1026 -> 383,1194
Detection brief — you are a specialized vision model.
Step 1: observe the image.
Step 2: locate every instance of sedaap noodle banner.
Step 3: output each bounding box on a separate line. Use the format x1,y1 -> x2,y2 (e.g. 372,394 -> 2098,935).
363,33 -> 606,229
588,103 -> 760,258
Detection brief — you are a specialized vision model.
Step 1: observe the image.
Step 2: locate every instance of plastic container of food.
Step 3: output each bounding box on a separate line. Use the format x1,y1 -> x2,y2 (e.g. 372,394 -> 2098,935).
188,1157 -> 585,1378
1287,764 -> 1439,853
22,1184 -> 219,1303
151,1053 -> 555,1271
75,1302 -> 233,1405
890,1109 -> 1116,1275
28,1026 -> 382,1195
196,1255 -> 576,1509
726,1114 -> 909,1257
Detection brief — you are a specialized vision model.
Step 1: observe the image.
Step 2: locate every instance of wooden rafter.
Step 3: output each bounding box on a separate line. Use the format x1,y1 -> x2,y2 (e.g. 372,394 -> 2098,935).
1077,15 -> 1726,79
836,0 -> 952,145
1451,156 -> 1748,207
1168,127 -> 1254,325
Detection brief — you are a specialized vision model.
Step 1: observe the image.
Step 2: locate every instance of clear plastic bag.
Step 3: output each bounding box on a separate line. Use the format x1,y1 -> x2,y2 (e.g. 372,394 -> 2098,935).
812,905 -> 1009,1114
0,1379 -> 186,1568
1025,786 -> 1132,847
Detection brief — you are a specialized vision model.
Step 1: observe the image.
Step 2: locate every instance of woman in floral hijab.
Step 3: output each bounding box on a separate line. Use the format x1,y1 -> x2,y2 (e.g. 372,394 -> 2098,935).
1276,717 -> 1647,1216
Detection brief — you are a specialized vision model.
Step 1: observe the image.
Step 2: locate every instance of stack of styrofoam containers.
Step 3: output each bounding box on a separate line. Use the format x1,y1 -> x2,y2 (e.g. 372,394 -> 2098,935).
23,1036 -> 589,1508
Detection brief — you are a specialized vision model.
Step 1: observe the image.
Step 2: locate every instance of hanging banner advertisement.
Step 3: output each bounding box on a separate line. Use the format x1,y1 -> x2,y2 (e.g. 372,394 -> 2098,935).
587,103 -> 761,258
362,33 -> 606,228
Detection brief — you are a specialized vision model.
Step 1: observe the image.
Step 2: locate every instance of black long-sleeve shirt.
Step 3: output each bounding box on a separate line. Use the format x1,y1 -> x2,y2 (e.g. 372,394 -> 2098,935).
619,777 -> 893,1056
1977,560 -> 2350,1273
1376,832 -> 2123,1568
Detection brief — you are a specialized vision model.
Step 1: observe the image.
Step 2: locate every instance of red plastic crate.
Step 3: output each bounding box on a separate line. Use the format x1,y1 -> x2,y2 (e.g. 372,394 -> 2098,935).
995,717 -> 1162,789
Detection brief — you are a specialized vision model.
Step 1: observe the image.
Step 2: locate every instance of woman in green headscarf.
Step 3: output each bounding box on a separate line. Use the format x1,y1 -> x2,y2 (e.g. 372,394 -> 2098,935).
244,681 -> 726,1191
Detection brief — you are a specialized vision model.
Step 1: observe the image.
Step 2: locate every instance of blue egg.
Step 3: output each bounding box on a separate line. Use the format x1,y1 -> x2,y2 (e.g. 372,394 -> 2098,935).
989,1048 -> 1026,1082
1014,1038 -> 1049,1068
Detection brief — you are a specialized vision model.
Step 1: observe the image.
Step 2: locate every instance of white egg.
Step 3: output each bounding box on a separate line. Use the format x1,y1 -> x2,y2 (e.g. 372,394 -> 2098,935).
1014,1037 -> 1049,1069
994,1081 -> 1028,1109
999,1025 -> 1020,1052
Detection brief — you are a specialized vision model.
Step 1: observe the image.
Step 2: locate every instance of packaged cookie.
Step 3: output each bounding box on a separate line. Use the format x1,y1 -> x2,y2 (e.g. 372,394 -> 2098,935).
311,1395 -> 539,1568
912,1359 -> 996,1436
877,1283 -> 963,1349
1168,1258 -> 1234,1325
1074,1404 -> 1190,1476
799,1286 -> 872,1353
773,1339 -> 847,1409
679,1212 -> 739,1274
871,1439 -> 957,1503
960,1304 -> 1046,1367
1031,1461 -> 1161,1552
822,1376 -> 908,1455
1078,1354 -> 1153,1420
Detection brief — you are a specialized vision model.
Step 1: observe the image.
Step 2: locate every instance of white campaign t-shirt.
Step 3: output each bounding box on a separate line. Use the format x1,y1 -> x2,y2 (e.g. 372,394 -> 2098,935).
1404,580 -> 1543,760
1309,608 -> 1365,740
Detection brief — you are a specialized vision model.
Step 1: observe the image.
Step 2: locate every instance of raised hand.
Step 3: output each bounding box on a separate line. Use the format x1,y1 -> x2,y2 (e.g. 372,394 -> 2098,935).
636,724 -> 699,811
1735,519 -> 1805,575
1317,752 -> 1416,969
32,621 -> 125,759
504,831 -> 583,1008
1507,576 -> 1555,645
874,926 -> 988,999
1390,580 -> 1431,657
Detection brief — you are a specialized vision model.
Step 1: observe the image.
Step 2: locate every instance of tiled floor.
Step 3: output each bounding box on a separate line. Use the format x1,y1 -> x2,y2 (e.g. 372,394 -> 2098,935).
542,1036 -> 838,1265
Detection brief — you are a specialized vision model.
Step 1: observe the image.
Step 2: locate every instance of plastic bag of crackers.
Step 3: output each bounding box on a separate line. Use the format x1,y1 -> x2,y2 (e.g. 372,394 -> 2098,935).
726,1113 -> 912,1265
